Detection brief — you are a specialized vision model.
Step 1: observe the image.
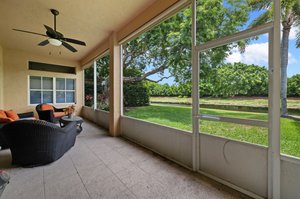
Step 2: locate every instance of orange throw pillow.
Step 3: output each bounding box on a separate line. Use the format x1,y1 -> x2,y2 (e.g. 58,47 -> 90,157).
41,104 -> 54,111
5,110 -> 20,120
0,117 -> 14,123
0,110 -> 7,119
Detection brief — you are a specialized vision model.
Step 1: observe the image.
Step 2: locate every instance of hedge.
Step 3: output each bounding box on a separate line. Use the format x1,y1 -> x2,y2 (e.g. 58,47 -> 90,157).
146,63 -> 300,98
123,82 -> 150,107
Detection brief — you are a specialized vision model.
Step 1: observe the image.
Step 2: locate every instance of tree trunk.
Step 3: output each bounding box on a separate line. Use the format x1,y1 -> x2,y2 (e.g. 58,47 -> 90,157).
280,25 -> 291,116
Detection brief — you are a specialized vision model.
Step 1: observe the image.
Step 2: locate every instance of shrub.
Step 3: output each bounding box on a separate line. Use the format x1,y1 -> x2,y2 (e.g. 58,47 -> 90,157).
146,81 -> 191,97
123,82 -> 150,107
288,74 -> 300,97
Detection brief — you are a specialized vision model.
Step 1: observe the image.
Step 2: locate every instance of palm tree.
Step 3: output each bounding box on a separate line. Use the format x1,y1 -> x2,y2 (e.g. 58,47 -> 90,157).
249,0 -> 300,116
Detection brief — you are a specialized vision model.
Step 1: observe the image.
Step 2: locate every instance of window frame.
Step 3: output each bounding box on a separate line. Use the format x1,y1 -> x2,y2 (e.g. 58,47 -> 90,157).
83,63 -> 95,108
95,52 -> 110,112
83,51 -> 110,111
28,76 -> 76,105
195,24 -> 273,130
55,78 -> 76,104
192,0 -> 281,197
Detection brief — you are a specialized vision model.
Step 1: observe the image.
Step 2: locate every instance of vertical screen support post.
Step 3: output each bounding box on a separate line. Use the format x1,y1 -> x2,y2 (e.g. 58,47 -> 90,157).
93,60 -> 97,110
268,0 -> 281,198
191,0 -> 200,171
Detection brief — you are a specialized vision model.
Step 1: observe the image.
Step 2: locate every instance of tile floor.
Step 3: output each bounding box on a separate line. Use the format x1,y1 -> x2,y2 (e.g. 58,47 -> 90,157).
0,120 -> 251,199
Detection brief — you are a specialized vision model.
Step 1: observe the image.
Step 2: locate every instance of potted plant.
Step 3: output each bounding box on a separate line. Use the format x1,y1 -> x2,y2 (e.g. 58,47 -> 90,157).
64,105 -> 76,118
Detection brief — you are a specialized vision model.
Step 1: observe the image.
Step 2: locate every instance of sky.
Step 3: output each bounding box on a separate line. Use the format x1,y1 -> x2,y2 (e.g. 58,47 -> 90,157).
226,26 -> 300,77
148,8 -> 300,85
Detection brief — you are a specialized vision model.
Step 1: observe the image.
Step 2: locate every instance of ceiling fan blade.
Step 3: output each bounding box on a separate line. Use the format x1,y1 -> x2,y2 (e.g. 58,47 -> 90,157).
62,38 -> 86,46
12,29 -> 47,37
44,25 -> 56,36
38,40 -> 49,46
62,41 -> 77,52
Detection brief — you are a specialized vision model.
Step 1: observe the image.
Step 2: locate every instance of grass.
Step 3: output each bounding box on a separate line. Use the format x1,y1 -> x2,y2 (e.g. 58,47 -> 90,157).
124,105 -> 300,157
150,96 -> 300,109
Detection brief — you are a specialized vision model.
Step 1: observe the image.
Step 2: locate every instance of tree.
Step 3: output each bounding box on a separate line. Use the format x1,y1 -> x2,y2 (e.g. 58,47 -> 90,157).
122,0 -> 250,84
213,63 -> 268,97
249,0 -> 300,116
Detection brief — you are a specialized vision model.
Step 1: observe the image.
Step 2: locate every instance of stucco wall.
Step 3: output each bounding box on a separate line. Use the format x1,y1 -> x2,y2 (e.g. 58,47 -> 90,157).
2,48 -> 83,115
81,106 -> 109,130
199,134 -> 268,198
281,156 -> 300,199
121,116 -> 193,168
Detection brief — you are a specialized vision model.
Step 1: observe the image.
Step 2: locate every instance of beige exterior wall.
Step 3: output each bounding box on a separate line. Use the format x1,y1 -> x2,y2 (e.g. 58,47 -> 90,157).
2,48 -> 83,116
0,45 -> 3,109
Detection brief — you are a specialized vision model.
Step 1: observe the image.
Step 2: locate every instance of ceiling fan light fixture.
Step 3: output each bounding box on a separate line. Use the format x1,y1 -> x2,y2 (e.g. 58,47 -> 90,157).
13,9 -> 85,53
48,38 -> 62,46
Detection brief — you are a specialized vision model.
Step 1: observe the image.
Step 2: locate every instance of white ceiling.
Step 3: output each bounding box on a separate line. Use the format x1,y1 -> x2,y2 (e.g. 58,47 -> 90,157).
0,0 -> 156,62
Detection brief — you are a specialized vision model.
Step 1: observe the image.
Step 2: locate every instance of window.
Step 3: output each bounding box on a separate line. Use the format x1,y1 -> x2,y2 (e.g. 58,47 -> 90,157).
96,54 -> 110,111
30,76 -> 53,104
280,21 -> 300,157
84,65 -> 94,107
56,78 -> 76,104
29,76 -> 75,105
122,7 -> 192,132
198,34 -> 269,145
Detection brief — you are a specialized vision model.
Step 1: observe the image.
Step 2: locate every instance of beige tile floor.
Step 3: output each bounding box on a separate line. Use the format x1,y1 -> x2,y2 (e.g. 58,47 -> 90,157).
0,120 -> 251,199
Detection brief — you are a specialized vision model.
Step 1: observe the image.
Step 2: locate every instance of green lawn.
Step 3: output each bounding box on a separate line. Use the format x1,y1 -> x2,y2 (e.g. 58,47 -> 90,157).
150,96 -> 300,109
124,105 -> 300,157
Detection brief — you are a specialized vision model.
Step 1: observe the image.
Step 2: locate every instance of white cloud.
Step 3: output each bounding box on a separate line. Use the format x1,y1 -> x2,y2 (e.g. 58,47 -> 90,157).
289,26 -> 298,40
226,50 -> 242,63
226,42 -> 298,66
226,42 -> 269,66
288,52 -> 297,64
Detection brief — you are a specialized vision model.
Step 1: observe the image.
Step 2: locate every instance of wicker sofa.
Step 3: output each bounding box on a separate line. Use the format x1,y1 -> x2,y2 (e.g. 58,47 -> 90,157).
0,111 -> 35,150
2,120 -> 77,167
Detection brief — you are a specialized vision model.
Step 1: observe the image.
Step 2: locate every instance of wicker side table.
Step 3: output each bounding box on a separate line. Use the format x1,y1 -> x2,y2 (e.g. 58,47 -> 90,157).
59,116 -> 84,134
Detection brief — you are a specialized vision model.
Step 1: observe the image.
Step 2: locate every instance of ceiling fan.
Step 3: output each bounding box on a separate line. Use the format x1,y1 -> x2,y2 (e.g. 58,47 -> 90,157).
12,9 -> 86,53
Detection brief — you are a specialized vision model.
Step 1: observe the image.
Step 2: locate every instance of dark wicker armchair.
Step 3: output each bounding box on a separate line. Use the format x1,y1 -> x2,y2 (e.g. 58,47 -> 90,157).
0,111 -> 35,150
36,104 -> 66,123
2,120 -> 77,167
